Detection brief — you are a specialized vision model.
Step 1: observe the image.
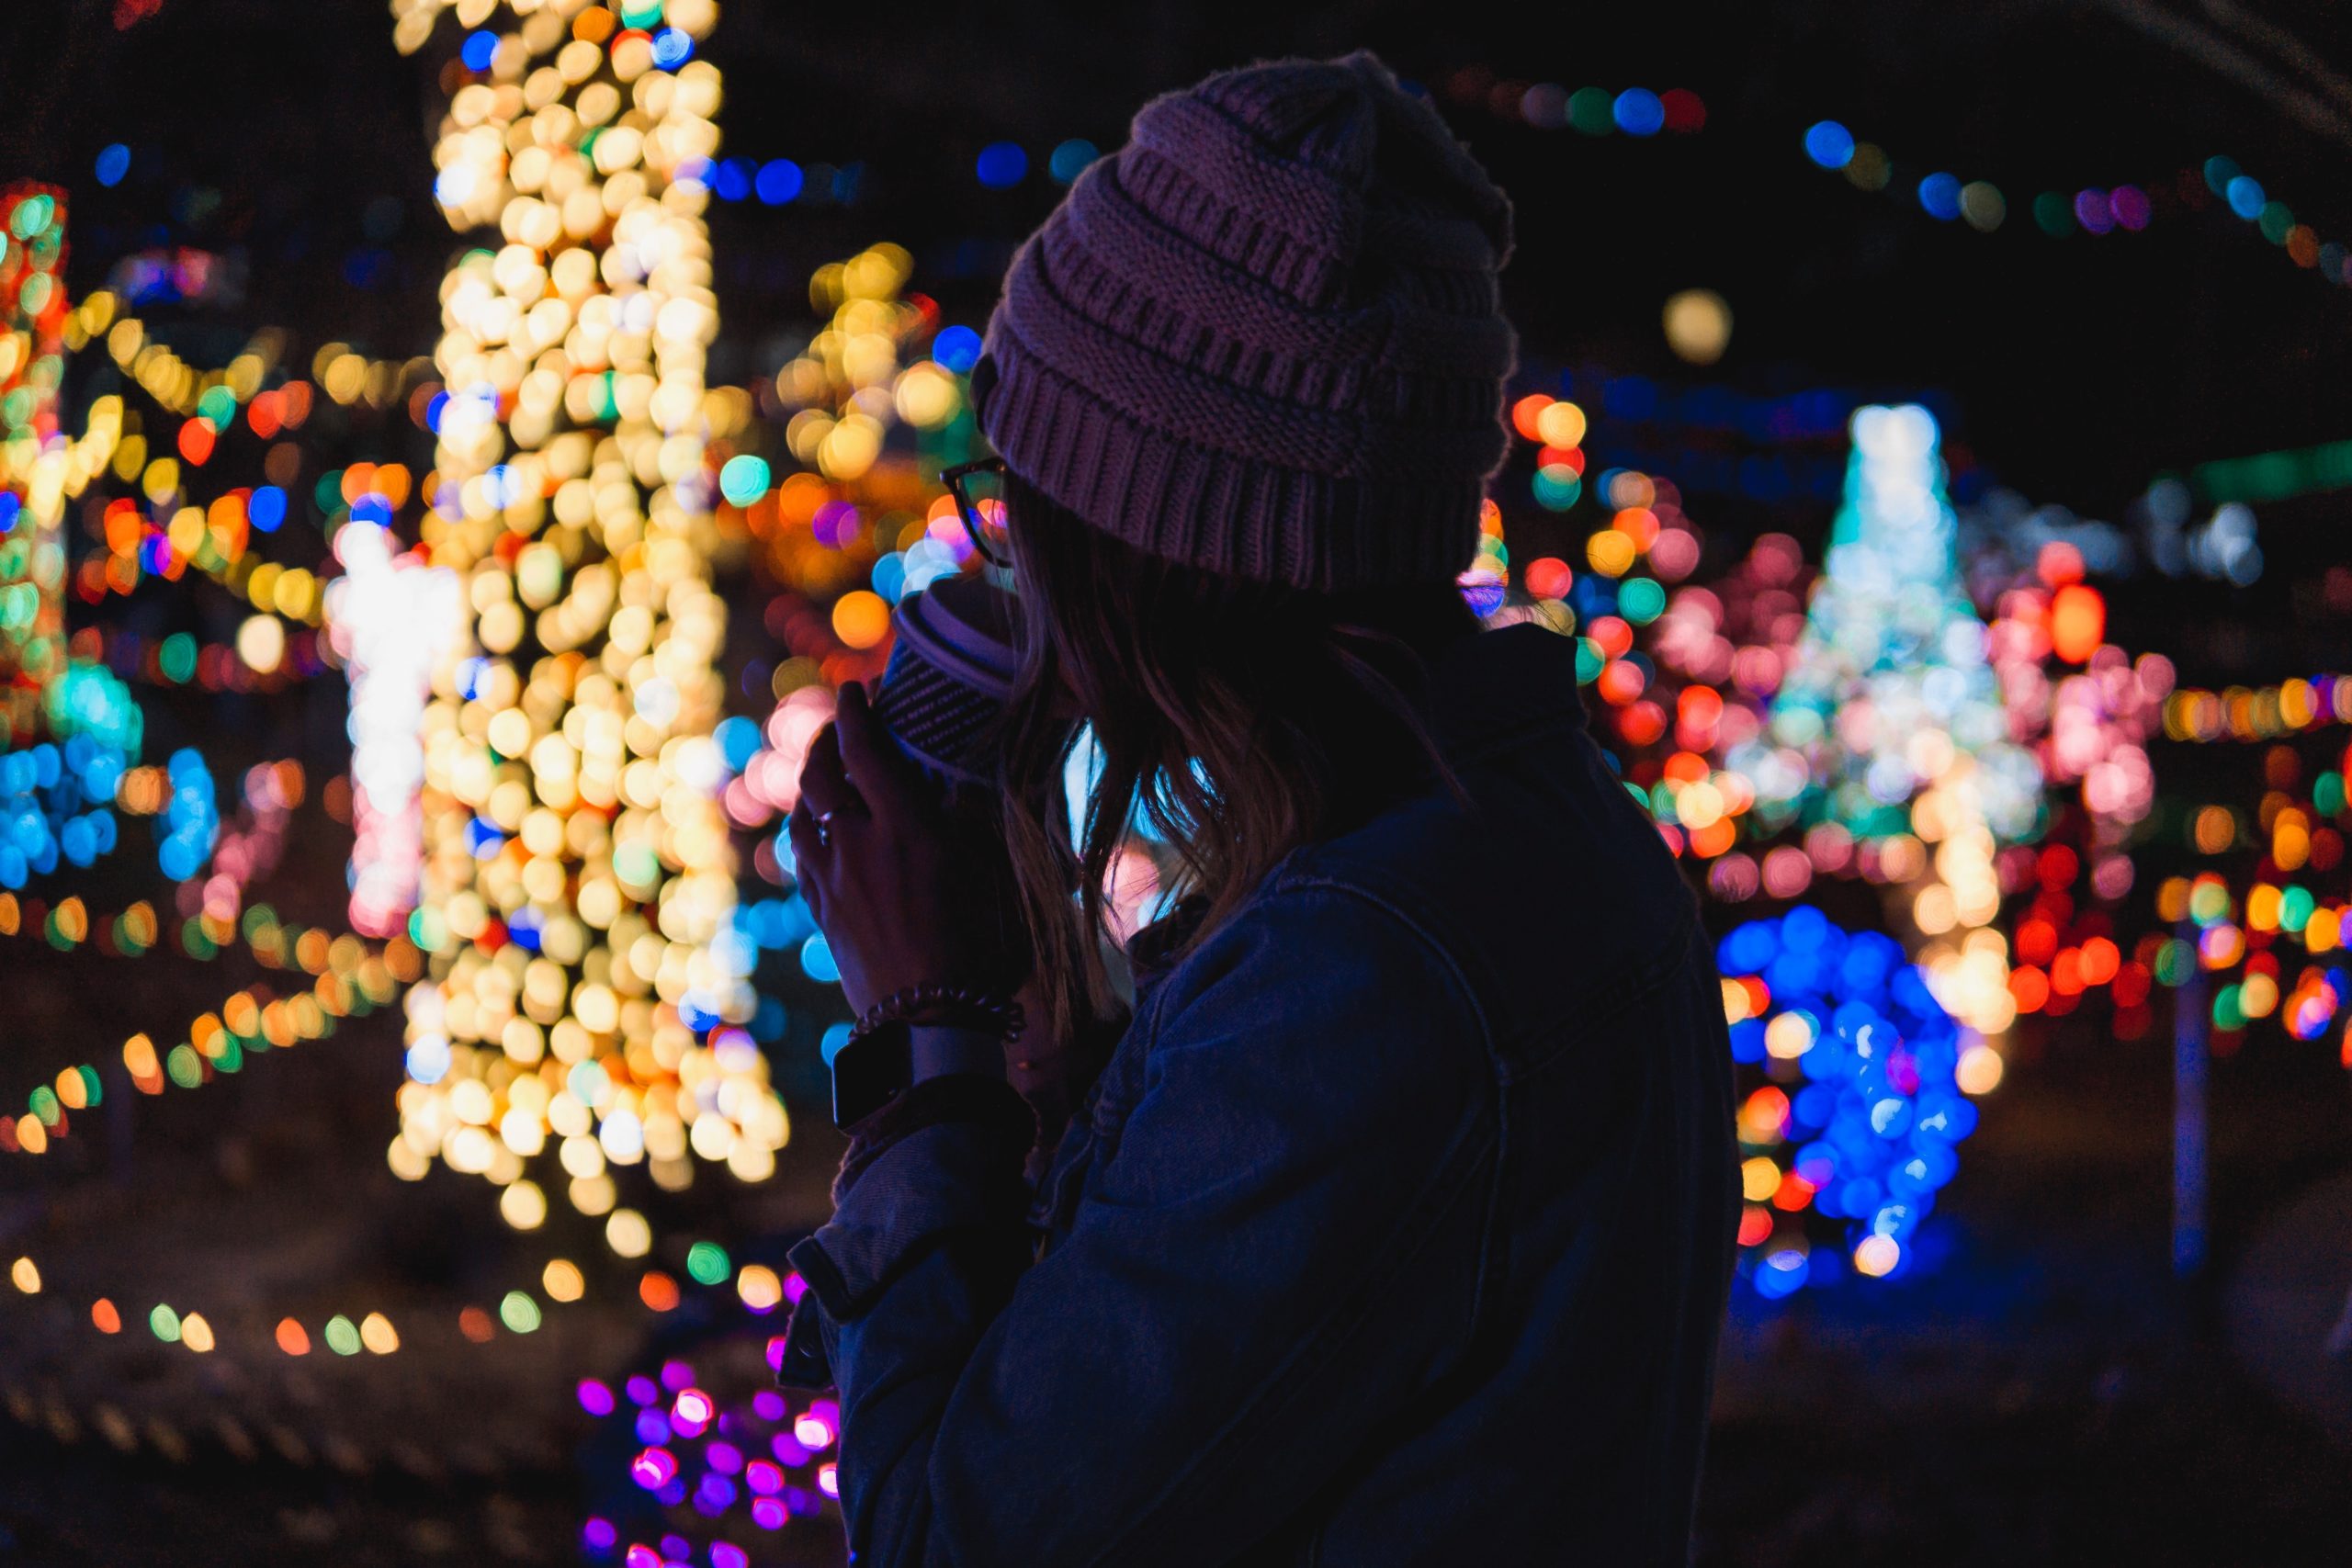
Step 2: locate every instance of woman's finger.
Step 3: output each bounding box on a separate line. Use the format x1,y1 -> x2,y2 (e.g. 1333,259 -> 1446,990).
786,802 -> 829,920
795,720 -> 866,822
831,682 -> 925,816
786,795 -> 829,860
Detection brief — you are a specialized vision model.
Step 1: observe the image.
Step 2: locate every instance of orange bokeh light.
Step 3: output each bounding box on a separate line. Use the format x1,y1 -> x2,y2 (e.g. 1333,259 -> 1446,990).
1510,393 -> 1553,443
2050,583 -> 2105,663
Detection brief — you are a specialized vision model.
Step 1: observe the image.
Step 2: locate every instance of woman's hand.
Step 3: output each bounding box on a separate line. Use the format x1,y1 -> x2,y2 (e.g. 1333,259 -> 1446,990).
786,682 -> 1028,1021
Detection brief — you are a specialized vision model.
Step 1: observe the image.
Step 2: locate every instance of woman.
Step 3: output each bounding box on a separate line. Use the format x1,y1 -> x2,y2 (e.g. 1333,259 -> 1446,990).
781,49 -> 1739,1565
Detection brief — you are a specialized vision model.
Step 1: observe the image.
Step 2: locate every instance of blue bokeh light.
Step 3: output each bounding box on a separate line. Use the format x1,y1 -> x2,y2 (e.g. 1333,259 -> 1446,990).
713,158 -> 755,202
1803,119 -> 1855,170
800,932 -> 840,984
754,159 -> 804,205
976,141 -> 1028,188
715,715 -> 762,773
248,485 -> 288,533
1917,172 -> 1962,220
933,323 -> 983,374
1048,138 -> 1099,184
1612,89 -> 1666,137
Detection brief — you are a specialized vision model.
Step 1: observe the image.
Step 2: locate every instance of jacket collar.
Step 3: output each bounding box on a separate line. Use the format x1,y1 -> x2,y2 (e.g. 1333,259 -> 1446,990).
1424,618 -> 1588,760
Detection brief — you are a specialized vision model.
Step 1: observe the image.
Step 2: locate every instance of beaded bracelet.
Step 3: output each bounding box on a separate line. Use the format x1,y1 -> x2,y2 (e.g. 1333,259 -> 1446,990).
846,982 -> 1024,1047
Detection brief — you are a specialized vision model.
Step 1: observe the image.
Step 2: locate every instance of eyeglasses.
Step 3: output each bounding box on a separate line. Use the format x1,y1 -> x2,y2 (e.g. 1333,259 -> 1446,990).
942,457 -> 1012,570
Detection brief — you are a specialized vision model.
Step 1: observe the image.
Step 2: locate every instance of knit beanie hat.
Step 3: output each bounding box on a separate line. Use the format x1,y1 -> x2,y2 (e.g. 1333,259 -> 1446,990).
970,48 -> 1519,592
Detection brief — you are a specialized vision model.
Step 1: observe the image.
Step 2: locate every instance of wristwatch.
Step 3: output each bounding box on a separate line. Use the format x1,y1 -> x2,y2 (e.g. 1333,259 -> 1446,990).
829,1020 -> 1008,1130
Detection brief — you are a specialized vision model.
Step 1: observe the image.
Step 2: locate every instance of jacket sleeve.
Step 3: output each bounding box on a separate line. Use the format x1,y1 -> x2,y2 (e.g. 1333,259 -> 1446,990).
783,881 -> 1497,1566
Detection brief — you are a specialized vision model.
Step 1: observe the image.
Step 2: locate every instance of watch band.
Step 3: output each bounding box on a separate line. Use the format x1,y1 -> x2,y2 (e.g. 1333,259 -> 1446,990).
829,1020 -> 908,1130
909,1023 -> 1008,1085
829,1019 -> 1010,1130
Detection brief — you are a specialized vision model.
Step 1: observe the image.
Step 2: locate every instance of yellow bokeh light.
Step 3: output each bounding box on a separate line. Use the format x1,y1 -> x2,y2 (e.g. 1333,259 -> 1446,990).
235,614 -> 285,674
500,1179 -> 548,1231
737,1264 -> 783,1312
605,1208 -> 652,1259
2308,908 -> 2342,953
1662,288 -> 1733,366
1587,529 -> 1638,579
1534,400 -> 1586,448
543,1258 -> 586,1303
1954,1043 -> 2005,1096
1852,1235 -> 1901,1278
2241,971 -> 2279,1019
892,362 -> 961,427
1763,1012 -> 1815,1059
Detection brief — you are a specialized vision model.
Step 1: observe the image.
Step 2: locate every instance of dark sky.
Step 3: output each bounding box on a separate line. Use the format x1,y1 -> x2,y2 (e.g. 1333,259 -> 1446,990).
6,0 -> 2350,561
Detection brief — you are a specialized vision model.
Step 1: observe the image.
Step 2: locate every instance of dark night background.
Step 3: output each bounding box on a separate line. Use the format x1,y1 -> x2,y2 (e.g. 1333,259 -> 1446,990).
2,1 -> 2351,1563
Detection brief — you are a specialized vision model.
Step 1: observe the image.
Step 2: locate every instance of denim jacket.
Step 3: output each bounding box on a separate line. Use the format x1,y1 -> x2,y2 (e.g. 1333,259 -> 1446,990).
781,621 -> 1741,1565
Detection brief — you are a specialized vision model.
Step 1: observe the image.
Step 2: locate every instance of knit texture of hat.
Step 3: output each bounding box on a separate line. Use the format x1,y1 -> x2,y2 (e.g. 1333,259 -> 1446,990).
971,48 -> 1519,592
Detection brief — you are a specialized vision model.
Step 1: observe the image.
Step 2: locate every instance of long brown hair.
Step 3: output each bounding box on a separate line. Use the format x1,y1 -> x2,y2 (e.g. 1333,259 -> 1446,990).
992,468 -> 1477,1043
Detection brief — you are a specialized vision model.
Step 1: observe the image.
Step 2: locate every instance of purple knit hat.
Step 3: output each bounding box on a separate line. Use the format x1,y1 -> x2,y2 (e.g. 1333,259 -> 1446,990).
970,48 -> 1518,592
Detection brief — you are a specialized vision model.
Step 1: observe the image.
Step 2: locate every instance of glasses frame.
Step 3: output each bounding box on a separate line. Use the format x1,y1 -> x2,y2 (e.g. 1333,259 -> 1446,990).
942,457 -> 1012,570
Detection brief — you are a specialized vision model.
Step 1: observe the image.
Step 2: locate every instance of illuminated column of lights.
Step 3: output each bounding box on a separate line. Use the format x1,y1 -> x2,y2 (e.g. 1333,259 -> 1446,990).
1750,405 -> 2038,1046
0,185 -> 73,742
326,519 -> 464,936
390,0 -> 782,1216
0,191 -> 154,888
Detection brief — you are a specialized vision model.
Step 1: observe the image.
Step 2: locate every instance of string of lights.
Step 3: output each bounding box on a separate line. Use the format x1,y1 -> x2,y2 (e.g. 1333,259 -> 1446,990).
7,1237 -> 804,1359
1432,65 -> 1709,138
0,943 -> 417,1156
2186,432 -> 2352,506
90,301 -> 285,422
2163,675 -> 2352,743
1803,121 -> 2352,288
0,883 -> 399,974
